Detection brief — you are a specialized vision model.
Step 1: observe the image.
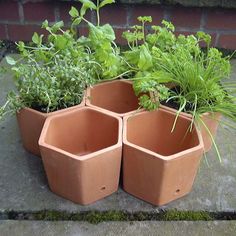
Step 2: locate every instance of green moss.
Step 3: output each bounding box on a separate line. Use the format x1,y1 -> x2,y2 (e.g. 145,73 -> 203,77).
164,210 -> 213,221
5,210 -> 220,223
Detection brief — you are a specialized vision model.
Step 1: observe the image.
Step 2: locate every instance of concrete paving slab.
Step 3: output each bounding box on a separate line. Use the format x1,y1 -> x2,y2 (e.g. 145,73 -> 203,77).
0,55 -> 236,213
1,220 -> 236,236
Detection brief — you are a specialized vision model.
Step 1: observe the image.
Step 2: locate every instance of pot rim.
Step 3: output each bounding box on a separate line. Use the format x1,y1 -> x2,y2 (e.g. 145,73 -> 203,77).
16,92 -> 86,118
86,79 -> 142,117
123,106 -> 204,160
39,106 -> 123,161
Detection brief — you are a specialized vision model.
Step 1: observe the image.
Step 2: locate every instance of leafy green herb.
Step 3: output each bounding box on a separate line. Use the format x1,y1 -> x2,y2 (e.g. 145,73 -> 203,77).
0,21 -> 99,119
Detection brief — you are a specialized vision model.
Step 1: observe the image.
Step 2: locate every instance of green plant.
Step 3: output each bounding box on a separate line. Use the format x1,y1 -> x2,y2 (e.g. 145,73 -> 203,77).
1,0 -> 128,119
69,0 -> 129,80
0,21 -> 99,119
122,18 -> 175,110
123,17 -> 236,160
123,17 -> 236,121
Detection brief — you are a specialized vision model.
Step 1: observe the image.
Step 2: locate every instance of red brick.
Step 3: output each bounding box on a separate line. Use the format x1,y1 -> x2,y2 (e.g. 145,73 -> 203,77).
78,27 -> 89,37
206,9 -> 236,30
0,2 -> 19,21
114,28 -> 127,45
7,24 -> 48,42
218,34 -> 236,50
100,5 -> 127,26
0,25 -> 7,39
23,2 -> 55,22
171,7 -> 202,28
175,31 -> 216,47
131,5 -> 164,25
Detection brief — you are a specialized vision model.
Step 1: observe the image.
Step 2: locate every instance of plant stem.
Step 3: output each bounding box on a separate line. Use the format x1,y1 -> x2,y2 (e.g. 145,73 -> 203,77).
96,0 -> 100,26
142,22 -> 145,43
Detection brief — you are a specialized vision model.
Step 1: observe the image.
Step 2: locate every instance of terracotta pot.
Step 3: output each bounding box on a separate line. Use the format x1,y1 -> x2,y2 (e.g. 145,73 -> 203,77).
161,105 -> 221,152
86,80 -> 141,117
39,107 -> 122,205
123,107 -> 204,206
197,112 -> 222,152
16,97 -> 85,157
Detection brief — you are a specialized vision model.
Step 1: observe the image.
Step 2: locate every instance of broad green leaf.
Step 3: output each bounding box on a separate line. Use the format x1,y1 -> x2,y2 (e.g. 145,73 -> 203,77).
80,0 -> 97,9
100,24 -> 115,41
99,0 -> 115,8
32,32 -> 40,45
72,17 -> 82,26
138,45 -> 153,71
51,21 -> 64,32
55,35 -> 68,50
80,5 -> 88,17
69,6 -> 79,18
6,56 -> 16,66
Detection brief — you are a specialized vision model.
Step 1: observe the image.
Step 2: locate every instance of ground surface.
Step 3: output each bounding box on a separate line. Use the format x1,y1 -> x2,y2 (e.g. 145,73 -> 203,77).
0,55 -> 236,235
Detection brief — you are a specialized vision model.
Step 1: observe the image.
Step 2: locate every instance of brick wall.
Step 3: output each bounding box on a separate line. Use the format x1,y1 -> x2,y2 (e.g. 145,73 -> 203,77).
0,1 -> 236,49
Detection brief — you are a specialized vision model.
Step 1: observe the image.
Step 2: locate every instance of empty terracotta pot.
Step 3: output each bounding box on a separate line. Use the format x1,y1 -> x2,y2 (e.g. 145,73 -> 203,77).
39,107 -> 122,205
16,97 -> 85,157
123,107 -> 204,206
161,105 -> 221,152
86,80 -> 140,117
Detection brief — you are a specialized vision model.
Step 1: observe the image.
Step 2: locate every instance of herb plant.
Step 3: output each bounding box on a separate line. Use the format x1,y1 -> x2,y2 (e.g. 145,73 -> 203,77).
69,0 -> 128,80
0,20 -> 99,118
122,17 -> 174,110
0,0 -> 125,119
123,17 -> 236,123
123,17 -> 236,160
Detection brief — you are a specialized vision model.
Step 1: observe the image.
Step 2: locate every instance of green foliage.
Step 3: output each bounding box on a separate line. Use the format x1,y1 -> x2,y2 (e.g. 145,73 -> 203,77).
123,16 -> 236,127
0,0 -> 127,119
122,19 -> 175,110
0,21 -> 99,119
70,0 -> 128,80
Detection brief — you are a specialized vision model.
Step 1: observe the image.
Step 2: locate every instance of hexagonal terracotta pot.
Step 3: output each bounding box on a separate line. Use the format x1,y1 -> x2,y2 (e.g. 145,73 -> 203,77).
161,106 -> 221,152
16,97 -> 85,157
39,107 -> 122,205
86,80 -> 140,117
123,107 -> 204,206
197,112 -> 222,152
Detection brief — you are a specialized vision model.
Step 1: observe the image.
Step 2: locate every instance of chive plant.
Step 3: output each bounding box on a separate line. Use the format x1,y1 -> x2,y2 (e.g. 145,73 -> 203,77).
123,18 -> 236,160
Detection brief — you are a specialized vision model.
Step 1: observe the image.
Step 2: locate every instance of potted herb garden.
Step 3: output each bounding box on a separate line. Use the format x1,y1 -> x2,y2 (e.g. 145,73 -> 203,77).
1,0 -> 235,206
121,17 -> 236,205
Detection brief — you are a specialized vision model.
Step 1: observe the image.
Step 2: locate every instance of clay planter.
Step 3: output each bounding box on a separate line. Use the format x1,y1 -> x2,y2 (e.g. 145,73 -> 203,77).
197,112 -> 222,152
16,97 -> 85,157
123,107 -> 204,206
161,106 -> 221,152
86,80 -> 140,117
39,107 -> 122,205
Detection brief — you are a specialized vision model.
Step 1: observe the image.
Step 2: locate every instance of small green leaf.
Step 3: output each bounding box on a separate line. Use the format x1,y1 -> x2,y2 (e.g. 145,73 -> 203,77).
42,20 -> 49,29
72,17 -> 82,26
99,0 -> 115,8
80,5 -> 88,17
6,56 -> 16,65
51,21 -> 64,32
32,32 -> 40,44
69,6 -> 79,18
80,0 -> 97,9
